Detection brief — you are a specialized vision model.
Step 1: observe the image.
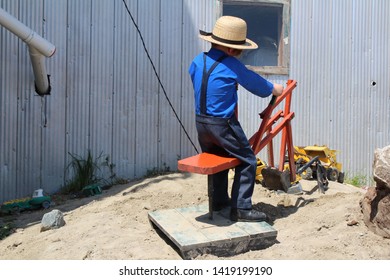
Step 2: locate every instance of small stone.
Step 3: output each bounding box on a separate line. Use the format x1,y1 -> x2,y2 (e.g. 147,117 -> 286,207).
12,241 -> 22,247
347,220 -> 358,226
40,209 -> 66,232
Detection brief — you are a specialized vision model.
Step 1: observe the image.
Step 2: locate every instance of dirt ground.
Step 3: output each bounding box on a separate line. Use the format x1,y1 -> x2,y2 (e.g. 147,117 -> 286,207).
0,172 -> 390,260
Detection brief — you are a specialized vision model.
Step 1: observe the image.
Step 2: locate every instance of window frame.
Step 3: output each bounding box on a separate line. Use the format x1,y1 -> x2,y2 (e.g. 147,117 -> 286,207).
218,0 -> 290,75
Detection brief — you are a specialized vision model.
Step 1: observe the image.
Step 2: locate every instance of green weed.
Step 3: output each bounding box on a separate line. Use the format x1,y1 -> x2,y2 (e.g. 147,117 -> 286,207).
0,220 -> 15,240
62,150 -> 118,194
344,174 -> 373,187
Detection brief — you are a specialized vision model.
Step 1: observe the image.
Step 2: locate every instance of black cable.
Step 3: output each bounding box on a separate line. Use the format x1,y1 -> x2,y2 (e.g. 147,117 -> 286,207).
121,0 -> 199,154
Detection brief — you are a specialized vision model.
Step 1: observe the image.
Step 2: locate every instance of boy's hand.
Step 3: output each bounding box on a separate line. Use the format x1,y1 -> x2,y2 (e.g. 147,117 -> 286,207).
272,84 -> 284,96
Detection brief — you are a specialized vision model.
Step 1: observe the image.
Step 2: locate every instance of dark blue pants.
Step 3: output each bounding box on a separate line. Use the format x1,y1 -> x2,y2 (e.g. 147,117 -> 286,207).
195,114 -> 257,209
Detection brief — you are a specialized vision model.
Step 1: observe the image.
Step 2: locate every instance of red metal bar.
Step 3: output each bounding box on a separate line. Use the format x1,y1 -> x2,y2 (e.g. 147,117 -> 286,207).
279,126 -> 287,171
285,121 -> 296,182
266,127 -> 275,167
254,112 -> 295,154
249,110 -> 283,147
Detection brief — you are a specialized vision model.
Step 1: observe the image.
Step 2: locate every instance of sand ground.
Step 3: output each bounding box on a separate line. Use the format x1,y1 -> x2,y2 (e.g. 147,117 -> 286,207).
1,172 -> 390,260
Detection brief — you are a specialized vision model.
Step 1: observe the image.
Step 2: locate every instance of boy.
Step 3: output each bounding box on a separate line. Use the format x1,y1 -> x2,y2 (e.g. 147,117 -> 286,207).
189,16 -> 283,222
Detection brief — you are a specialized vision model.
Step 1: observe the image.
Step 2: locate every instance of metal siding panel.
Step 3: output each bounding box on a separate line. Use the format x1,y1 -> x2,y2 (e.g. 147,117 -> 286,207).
16,2 -> 44,198
328,0 -> 353,170
312,0 -> 332,145
40,0 -> 68,194
89,0 -> 115,175
0,1 -> 20,202
370,0 -> 390,155
290,0 -> 313,147
65,0 -> 92,165
112,0 -> 138,179
348,0 -> 371,176
159,0 -> 184,169
134,0 -> 160,177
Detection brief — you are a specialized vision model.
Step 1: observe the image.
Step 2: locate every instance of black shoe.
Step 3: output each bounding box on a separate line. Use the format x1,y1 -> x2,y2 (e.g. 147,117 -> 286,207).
212,200 -> 231,211
230,208 -> 268,222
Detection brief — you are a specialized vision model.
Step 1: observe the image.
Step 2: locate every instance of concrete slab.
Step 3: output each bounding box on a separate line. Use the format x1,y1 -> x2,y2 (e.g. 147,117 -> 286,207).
148,204 -> 277,259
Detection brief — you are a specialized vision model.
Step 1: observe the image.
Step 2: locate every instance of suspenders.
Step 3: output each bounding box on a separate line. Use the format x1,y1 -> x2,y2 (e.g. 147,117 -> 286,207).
200,53 -> 227,115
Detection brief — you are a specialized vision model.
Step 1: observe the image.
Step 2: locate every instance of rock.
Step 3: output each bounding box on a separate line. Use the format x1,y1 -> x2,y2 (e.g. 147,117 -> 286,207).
347,219 -> 358,226
360,146 -> 390,238
373,146 -> 390,190
360,186 -> 390,238
40,209 -> 66,232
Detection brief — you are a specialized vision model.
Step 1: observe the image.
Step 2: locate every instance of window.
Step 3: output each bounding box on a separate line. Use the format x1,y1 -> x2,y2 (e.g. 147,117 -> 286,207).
221,0 -> 290,75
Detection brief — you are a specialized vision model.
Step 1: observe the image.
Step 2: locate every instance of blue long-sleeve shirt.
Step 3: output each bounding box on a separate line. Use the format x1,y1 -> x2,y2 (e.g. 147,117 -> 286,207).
189,48 -> 274,118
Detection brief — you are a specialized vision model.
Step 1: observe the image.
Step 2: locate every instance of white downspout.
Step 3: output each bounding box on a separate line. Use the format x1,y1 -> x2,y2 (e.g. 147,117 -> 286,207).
0,7 -> 55,95
28,46 -> 51,95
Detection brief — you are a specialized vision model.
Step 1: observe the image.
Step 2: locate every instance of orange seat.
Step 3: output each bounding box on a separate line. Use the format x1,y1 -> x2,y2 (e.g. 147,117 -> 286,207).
177,152 -> 241,175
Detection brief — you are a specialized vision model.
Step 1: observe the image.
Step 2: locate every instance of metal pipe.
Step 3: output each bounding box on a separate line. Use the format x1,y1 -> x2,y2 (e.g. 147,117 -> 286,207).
0,7 -> 55,95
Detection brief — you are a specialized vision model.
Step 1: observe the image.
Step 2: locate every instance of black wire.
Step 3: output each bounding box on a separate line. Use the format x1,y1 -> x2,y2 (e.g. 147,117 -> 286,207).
121,0 -> 199,154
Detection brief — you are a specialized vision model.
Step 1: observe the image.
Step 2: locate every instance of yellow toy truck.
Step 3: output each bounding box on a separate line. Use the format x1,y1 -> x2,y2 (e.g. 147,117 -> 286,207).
294,145 -> 344,183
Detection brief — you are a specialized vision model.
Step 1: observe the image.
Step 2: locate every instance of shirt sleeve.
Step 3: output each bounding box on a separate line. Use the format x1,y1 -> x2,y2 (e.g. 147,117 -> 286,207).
229,58 -> 274,97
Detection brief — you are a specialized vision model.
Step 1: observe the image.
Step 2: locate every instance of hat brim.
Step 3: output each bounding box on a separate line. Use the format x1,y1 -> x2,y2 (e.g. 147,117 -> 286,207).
199,33 -> 258,50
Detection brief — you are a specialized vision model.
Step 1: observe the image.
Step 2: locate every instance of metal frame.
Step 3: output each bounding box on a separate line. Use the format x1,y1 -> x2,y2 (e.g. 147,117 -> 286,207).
250,79 -> 297,182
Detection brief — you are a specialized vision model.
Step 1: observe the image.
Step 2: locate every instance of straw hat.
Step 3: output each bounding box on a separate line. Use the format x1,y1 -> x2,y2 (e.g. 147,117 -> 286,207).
199,16 -> 258,50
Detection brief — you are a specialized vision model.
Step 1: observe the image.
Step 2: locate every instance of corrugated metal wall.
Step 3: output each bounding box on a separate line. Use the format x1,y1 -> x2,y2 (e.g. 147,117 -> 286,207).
0,0 -> 216,203
1,0 -> 389,203
290,0 -> 390,181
